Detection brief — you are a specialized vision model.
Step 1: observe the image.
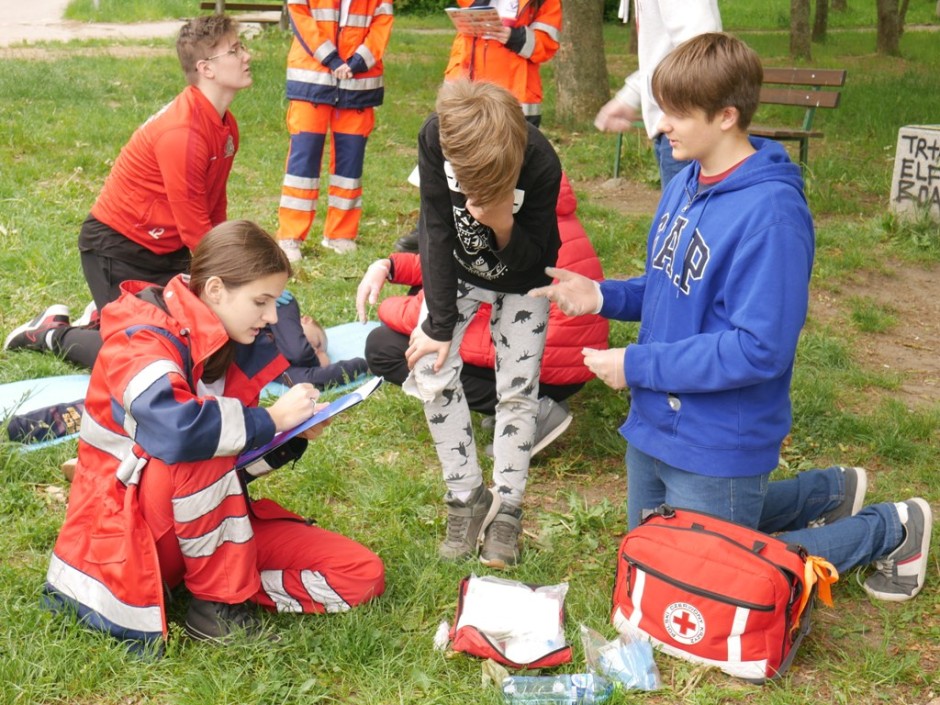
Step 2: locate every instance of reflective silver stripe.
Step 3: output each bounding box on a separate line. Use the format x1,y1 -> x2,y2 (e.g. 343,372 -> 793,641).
178,514 -> 254,559
115,454 -> 147,487
47,553 -> 164,635
283,173 -> 319,191
518,26 -> 536,59
286,0 -> 307,5
374,2 -> 393,16
80,411 -> 134,462
328,194 -> 362,211
355,44 -> 376,70
311,8 -> 339,21
213,396 -> 248,457
123,359 -> 184,439
280,194 -> 318,212
343,75 -> 383,91
727,606 -> 750,664
287,67 -> 334,87
260,570 -> 303,613
172,469 -> 243,524
329,174 -> 361,190
530,21 -> 560,41
301,570 -> 350,613
314,40 -> 338,63
243,457 -> 274,478
521,102 -> 541,116
628,568 -> 645,628
345,13 -> 371,28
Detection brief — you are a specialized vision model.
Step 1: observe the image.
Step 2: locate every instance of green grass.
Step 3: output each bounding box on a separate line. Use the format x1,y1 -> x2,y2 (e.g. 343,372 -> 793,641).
1,15 -> 939,705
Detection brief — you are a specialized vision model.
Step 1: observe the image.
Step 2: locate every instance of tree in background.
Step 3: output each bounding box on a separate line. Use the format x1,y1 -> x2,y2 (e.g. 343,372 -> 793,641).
554,0 -> 609,123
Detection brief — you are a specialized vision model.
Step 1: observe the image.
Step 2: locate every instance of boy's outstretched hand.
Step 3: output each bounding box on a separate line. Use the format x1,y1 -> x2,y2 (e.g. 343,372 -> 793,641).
529,267 -> 601,317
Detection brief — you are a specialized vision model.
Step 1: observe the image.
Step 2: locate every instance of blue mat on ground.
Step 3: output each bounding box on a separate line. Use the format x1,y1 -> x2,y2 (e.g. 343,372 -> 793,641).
4,321 -> 381,451
0,375 -> 91,451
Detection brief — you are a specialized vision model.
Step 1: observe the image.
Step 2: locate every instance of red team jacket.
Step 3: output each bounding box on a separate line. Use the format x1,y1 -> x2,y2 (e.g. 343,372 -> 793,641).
90,85 -> 238,254
378,175 -> 609,385
44,276 -> 288,645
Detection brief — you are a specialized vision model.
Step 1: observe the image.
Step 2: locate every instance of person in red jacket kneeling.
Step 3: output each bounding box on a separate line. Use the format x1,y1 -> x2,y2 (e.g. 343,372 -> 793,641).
356,173 -> 608,457
44,221 -> 384,652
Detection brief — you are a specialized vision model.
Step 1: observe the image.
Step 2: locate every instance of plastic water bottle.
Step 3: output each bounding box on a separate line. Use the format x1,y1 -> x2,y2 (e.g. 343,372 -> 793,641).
501,673 -> 613,704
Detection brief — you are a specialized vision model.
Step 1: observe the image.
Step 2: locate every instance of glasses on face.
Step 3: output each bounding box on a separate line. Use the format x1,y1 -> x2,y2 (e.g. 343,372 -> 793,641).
203,42 -> 247,62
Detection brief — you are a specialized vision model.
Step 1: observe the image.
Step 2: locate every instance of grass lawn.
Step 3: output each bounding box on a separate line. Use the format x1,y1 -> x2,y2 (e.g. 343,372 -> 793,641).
0,9 -> 938,705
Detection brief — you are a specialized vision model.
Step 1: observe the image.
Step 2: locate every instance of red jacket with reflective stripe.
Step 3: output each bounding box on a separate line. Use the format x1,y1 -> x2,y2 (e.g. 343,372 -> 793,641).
44,276 -> 287,644
378,174 -> 608,385
91,86 -> 238,254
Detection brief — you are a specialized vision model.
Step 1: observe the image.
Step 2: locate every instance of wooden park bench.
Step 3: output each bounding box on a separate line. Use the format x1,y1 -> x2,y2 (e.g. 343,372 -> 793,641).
199,0 -> 288,28
749,67 -> 847,177
612,66 -> 847,179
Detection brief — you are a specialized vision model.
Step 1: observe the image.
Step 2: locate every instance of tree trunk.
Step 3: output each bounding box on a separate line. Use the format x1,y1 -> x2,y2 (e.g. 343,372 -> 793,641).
832,0 -> 846,10
554,0 -> 610,124
790,0 -> 812,59
876,0 -> 901,55
812,0 -> 829,42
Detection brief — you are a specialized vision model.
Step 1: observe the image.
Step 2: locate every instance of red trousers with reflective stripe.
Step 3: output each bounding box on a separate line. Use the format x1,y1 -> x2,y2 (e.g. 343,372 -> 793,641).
139,456 -> 385,612
277,101 -> 375,243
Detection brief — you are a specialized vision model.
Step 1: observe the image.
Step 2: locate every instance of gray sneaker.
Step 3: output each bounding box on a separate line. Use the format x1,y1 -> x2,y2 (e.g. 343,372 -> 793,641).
863,497 -> 933,602
480,505 -> 523,569
811,466 -> 868,527
439,484 -> 501,560
485,398 -> 573,459
184,598 -> 264,643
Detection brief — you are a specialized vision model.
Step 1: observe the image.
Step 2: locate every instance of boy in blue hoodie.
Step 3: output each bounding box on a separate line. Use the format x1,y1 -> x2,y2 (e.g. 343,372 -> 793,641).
531,33 -> 931,602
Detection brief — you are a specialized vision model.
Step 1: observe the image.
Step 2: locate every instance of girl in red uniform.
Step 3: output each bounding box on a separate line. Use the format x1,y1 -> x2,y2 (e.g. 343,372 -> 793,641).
44,221 -> 384,650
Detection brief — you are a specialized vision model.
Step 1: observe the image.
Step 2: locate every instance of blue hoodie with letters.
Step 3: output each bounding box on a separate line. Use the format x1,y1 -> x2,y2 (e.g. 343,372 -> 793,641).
600,138 -> 814,478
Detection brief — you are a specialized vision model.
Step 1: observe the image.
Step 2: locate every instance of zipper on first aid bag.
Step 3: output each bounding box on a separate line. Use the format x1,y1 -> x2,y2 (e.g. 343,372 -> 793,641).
623,552 -> 776,612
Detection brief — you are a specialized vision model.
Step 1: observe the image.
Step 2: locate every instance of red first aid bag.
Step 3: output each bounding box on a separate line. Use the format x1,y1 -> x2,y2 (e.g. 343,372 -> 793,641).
611,505 -> 837,682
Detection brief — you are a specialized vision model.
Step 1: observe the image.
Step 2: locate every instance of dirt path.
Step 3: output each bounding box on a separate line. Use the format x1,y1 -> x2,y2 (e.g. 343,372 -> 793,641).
0,0 -> 183,48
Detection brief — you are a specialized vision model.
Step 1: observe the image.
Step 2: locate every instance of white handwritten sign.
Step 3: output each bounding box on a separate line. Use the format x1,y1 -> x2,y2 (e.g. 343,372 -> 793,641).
890,125 -> 940,220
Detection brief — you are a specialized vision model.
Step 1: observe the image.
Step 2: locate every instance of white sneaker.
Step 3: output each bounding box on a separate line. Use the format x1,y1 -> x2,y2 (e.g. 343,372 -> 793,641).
321,237 -> 357,254
278,239 -> 303,262
74,300 -> 98,327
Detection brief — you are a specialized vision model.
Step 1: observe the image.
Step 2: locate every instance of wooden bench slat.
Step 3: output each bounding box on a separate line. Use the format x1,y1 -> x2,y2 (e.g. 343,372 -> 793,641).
200,2 -> 283,11
759,87 -> 841,109
762,67 -> 847,87
750,126 -> 825,140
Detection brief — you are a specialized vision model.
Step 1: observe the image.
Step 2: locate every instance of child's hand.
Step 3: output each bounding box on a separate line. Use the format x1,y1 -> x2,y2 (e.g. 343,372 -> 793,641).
582,347 -> 627,390
356,259 -> 391,322
406,325 -> 452,373
529,267 -> 602,316
267,383 -> 321,432
466,192 -> 515,248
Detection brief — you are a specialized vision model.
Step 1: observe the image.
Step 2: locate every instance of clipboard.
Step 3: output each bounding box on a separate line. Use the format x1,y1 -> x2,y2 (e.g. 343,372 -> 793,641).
236,376 -> 383,468
446,7 -> 504,37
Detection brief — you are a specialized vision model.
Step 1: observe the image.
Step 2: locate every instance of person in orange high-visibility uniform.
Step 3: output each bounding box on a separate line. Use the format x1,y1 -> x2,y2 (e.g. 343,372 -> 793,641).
444,0 -> 561,128
276,0 -> 394,260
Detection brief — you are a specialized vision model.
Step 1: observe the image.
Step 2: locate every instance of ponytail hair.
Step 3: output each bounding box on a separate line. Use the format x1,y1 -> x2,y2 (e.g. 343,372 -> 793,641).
189,220 -> 291,297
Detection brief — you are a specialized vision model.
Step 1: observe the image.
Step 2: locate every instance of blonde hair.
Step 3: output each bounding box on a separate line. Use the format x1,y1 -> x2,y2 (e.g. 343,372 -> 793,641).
177,14 -> 239,83
436,80 -> 528,207
652,32 -> 763,130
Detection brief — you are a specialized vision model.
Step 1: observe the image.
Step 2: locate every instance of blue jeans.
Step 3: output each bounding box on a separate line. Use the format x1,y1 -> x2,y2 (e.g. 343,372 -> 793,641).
626,444 -> 903,573
654,133 -> 689,190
